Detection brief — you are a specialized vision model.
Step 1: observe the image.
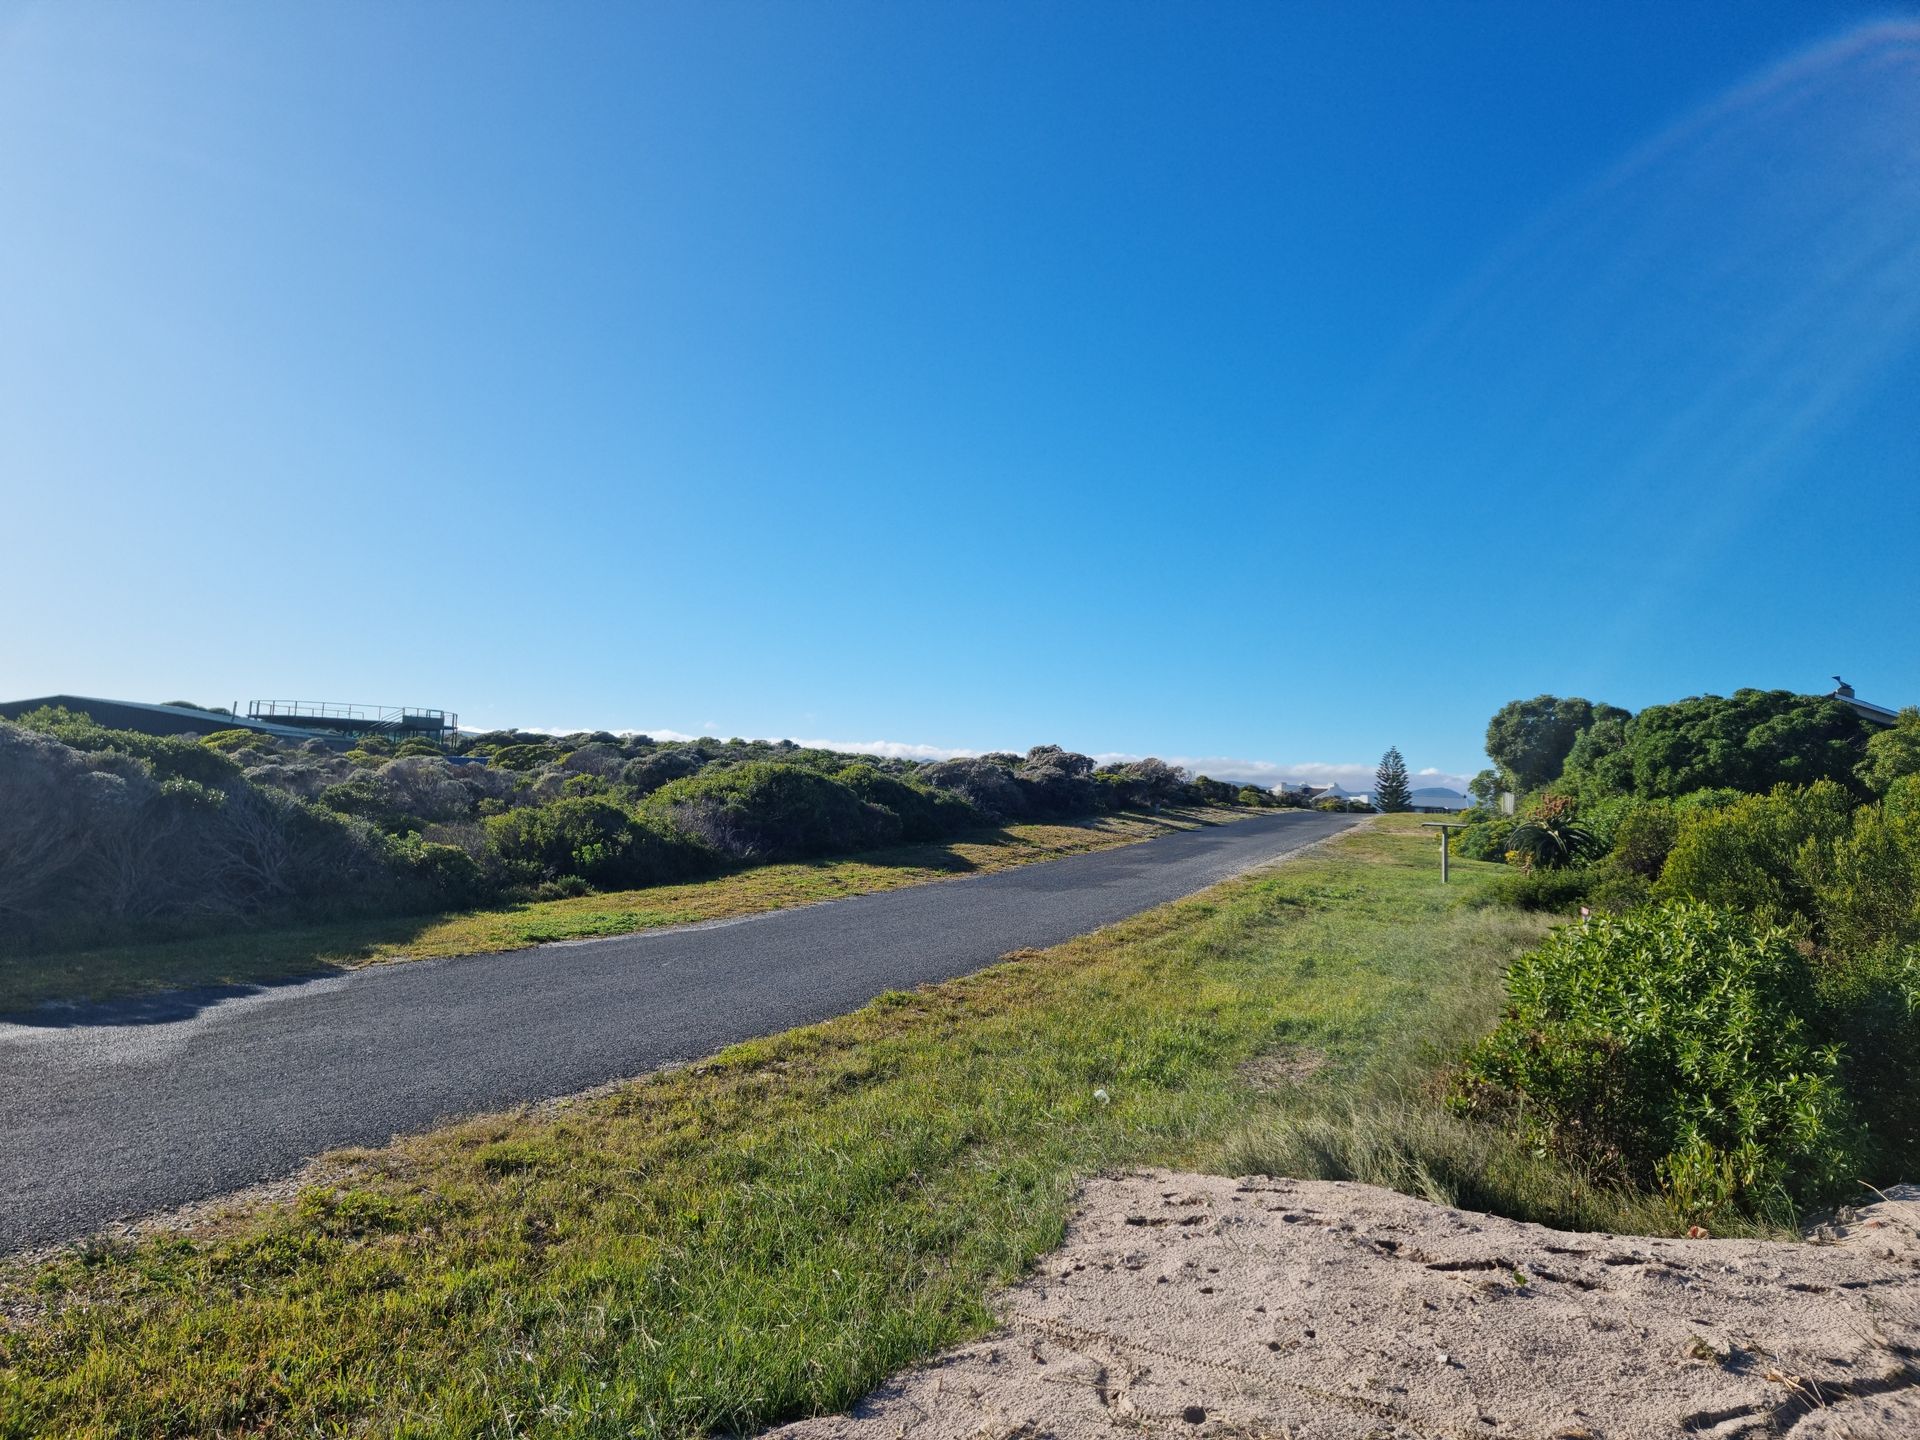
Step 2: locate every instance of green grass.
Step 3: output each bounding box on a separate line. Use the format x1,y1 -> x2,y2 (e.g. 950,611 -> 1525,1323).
2,819 -> 1609,1438
0,808 -> 1242,1014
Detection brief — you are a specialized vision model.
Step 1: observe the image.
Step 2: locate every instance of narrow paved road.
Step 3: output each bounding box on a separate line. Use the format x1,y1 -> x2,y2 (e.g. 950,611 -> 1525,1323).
0,811 -> 1356,1252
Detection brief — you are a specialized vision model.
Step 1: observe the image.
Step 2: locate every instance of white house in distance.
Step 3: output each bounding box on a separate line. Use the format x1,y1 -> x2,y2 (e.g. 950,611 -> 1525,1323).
1272,781 -> 1364,806
1273,781 -> 1470,812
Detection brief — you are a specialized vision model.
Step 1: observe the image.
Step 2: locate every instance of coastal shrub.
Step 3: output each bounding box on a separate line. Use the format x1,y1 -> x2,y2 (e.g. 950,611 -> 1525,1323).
484,797 -> 688,891
1456,903 -> 1862,1222
1811,942 -> 1920,1176
619,748 -> 702,797
834,764 -> 978,842
1486,867 -> 1591,913
1607,800 -> 1679,879
1452,817 -> 1515,862
1016,745 -> 1099,815
648,763 -> 896,863
490,744 -> 564,772
919,757 -> 1030,819
1655,782 -> 1854,932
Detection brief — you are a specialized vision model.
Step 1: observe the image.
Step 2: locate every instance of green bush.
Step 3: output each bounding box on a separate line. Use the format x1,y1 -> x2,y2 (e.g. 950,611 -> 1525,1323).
199,728 -> 266,754
490,744 -> 564,772
1655,782 -> 1855,933
1607,799 -> 1678,879
1486,867 -> 1591,913
1811,942 -> 1920,1176
391,837 -> 485,907
834,764 -> 978,842
1581,859 -> 1652,915
648,763 -> 898,863
15,708 -> 243,788
484,798 -> 691,891
1456,903 -> 1862,1223
1452,817 -> 1515,861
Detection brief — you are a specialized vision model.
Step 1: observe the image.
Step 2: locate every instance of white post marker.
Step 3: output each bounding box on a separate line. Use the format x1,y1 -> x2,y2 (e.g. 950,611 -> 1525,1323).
1420,821 -> 1470,883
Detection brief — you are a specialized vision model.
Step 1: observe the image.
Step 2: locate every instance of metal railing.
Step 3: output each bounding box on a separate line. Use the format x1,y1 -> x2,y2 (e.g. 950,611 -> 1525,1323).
246,701 -> 456,732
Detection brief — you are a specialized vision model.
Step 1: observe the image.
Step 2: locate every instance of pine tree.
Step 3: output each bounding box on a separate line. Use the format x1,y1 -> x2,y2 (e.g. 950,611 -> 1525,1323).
1374,746 -> 1412,812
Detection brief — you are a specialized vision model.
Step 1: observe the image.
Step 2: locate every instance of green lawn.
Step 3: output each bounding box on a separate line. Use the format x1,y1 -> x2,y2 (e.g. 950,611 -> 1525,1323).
0,807 -> 1243,1014
2,818 -> 1599,1439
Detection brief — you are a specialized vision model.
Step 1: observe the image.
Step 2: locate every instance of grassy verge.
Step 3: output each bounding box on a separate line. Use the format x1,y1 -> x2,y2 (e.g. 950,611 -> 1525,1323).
0,807 -> 1244,1014
2,819 -> 1653,1439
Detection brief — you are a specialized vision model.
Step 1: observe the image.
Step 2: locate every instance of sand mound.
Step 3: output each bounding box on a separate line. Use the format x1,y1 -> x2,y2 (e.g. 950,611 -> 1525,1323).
767,1171 -> 1920,1439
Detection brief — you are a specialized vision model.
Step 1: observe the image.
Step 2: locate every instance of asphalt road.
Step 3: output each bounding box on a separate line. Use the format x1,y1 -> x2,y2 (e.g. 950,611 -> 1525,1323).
0,810 -> 1357,1253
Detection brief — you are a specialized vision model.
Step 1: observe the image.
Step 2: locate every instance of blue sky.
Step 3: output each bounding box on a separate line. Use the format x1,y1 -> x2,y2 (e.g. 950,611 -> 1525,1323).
3,2 -> 1916,791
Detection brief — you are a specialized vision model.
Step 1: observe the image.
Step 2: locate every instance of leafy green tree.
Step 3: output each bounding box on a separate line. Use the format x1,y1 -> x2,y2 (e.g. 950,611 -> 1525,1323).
1559,710 -> 1636,800
1373,747 -> 1412,812
1628,690 -> 1868,798
1484,696 -> 1622,792
1467,768 -> 1505,811
1859,707 -> 1920,794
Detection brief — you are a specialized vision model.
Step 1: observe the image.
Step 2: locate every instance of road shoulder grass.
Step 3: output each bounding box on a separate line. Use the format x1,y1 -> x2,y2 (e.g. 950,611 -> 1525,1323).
0,805 -> 1248,1014
1,817 -> 1582,1439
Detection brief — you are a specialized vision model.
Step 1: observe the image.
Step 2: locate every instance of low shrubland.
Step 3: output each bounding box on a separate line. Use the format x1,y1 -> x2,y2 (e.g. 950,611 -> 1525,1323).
0,708 -> 1281,998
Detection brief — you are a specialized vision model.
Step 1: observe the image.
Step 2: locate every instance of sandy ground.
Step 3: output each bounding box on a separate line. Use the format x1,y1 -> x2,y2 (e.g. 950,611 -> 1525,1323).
766,1171 -> 1920,1439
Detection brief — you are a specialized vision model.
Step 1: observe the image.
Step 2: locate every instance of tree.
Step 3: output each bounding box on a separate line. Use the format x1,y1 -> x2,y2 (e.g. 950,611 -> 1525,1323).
1467,768 -> 1505,811
1859,708 -> 1920,795
1374,747 -> 1412,812
1483,696 -> 1619,793
1626,690 -> 1867,799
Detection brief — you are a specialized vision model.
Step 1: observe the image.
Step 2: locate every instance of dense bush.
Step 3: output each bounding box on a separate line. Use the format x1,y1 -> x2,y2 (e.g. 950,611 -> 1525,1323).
5,710 -> 1237,956
834,764 -> 979,842
918,757 -> 1030,819
0,721 -> 432,948
1452,817 -> 1515,862
647,763 -> 900,864
1486,867 -> 1591,913
484,798 -> 691,890
1859,708 -> 1920,793
1654,781 -> 1855,933
1457,903 -> 1863,1222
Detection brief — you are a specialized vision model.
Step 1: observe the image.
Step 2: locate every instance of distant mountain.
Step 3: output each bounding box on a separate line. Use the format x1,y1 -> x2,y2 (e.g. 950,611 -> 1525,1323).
1410,787 -> 1465,801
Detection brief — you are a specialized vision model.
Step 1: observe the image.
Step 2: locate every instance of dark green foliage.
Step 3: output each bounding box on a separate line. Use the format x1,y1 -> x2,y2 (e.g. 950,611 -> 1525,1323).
648,763 -> 900,864
16,706 -> 243,788
1016,745 -> 1100,815
484,798 -> 691,890
1558,712 -> 1635,800
1452,817 -> 1515,861
1484,696 -> 1624,792
1859,707 -> 1920,794
1506,815 -> 1598,870
1626,690 -> 1868,799
1605,800 -> 1679,879
1373,746 -> 1412,812
620,748 -> 703,796
489,744 -> 564,772
1486,867 -> 1591,913
919,757 -> 1031,818
1811,943 -> 1920,1176
834,765 -> 979,842
1457,903 -> 1863,1222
